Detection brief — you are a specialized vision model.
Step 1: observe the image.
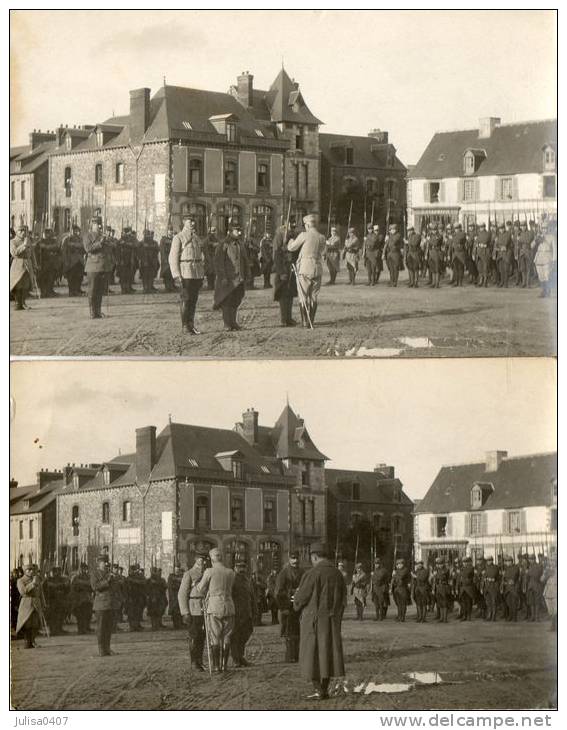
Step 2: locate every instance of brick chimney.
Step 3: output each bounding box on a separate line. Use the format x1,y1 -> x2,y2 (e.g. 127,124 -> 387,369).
236,72 -> 254,108
36,469 -> 62,490
485,450 -> 508,472
29,129 -> 56,149
368,129 -> 388,143
242,408 -> 259,445
478,117 -> 501,139
129,88 -> 151,139
374,463 -> 395,479
136,426 -> 157,483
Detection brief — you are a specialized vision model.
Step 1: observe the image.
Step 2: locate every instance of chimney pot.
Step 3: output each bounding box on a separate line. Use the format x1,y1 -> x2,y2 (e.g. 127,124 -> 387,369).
485,450 -> 508,472
479,117 -> 501,139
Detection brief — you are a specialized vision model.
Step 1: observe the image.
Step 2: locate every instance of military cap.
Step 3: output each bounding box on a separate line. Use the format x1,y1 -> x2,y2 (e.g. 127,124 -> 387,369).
416,559 -> 424,565
288,218 -> 297,226
428,222 -> 436,229
435,557 -> 443,563
446,223 -> 453,229
479,222 -> 486,228
348,226 -> 355,233
407,225 -> 415,231
289,550 -> 300,559
486,556 -> 494,561
355,562 -> 363,569
504,555 -> 513,562
43,228 -> 53,235
513,220 -> 520,227
463,556 -> 472,562
396,557 -> 405,563
374,557 -> 382,563
210,226 -> 217,232
520,221 -> 527,227
112,563 -> 120,569
367,223 -> 373,230
454,223 -> 462,229
310,542 -> 330,558
235,560 -> 247,568
389,223 -> 398,230
498,223 -> 505,229
24,562 -> 34,570
505,220 -> 512,227
182,214 -> 195,222
72,223 -> 81,230
97,554 -> 109,563
90,216 -> 102,225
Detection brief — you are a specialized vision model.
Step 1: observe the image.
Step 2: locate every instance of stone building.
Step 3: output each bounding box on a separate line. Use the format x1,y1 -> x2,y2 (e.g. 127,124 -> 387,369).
326,465 -> 413,567
414,451 -> 557,565
407,117 -> 557,231
320,130 -> 407,234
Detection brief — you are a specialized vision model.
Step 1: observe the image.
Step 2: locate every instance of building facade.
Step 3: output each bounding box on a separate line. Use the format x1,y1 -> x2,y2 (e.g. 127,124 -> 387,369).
414,451 -> 557,565
320,130 -> 407,233
407,117 -> 557,231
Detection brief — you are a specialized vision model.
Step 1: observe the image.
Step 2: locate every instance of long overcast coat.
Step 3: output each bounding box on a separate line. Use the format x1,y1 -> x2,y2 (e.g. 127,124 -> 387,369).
293,560 -> 346,681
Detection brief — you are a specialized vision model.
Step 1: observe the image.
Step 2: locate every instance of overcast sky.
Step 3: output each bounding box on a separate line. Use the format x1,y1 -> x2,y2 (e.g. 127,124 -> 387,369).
10,10 -> 556,164
11,359 -> 556,500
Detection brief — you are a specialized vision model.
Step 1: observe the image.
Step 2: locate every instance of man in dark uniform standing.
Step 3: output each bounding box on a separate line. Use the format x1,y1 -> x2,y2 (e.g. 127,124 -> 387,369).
525,554 -> 544,622
450,223 -> 467,287
146,566 -> 167,630
272,219 -> 298,327
61,224 -> 85,296
275,550 -> 304,662
324,225 -> 341,285
502,555 -> 520,622
214,222 -> 249,331
259,231 -> 273,289
412,559 -> 430,623
159,223 -> 176,292
427,224 -> 444,288
293,542 -> 346,701
362,223 -> 382,286
125,563 -> 146,631
494,222 -> 513,287
70,562 -> 93,634
370,557 -> 391,620
230,561 -> 255,667
116,227 -> 136,294
91,555 -> 116,657
203,226 -> 219,290
83,216 -> 108,318
38,228 -> 61,298
167,565 -> 184,629
138,229 -> 160,293
465,223 -> 478,284
517,221 -> 535,288
474,222 -> 492,287
383,223 -> 403,287
458,556 -> 476,621
391,557 -> 411,622
404,225 -> 422,288
483,556 -> 501,621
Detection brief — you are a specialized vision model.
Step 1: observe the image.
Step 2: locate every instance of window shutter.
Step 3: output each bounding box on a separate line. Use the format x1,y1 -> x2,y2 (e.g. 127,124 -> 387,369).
474,178 -> 480,202
204,149 -> 223,193
276,491 -> 289,532
238,151 -> 256,195
439,182 -> 445,203
446,515 -> 453,536
423,182 -> 429,203
520,510 -> 527,534
481,512 -> 488,536
245,488 -> 262,531
430,516 -> 435,537
537,175 -> 543,201
512,175 -> 519,201
211,486 -> 229,530
459,179 -> 464,202
502,511 -> 508,535
179,481 -> 194,530
464,514 -> 470,537
494,177 -> 501,202
270,154 -> 283,196
171,146 -> 188,193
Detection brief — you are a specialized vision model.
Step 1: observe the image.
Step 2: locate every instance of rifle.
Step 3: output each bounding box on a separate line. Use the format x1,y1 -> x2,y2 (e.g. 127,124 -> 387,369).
335,533 -> 339,565
370,200 -> 375,227
326,199 -> 331,238
354,532 -> 360,565
347,199 -> 353,234
364,193 -> 367,232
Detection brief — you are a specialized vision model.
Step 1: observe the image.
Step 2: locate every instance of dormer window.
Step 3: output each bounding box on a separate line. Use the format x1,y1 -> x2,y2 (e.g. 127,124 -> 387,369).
226,123 -> 237,143
471,484 -> 482,509
187,457 -> 198,468
464,151 -> 475,175
73,474 -> 79,490
103,467 -> 110,486
23,500 -> 30,510
543,145 -> 555,171
96,131 -> 104,147
209,114 -> 239,141
232,460 -> 243,480
182,121 -> 193,131
66,135 -> 72,151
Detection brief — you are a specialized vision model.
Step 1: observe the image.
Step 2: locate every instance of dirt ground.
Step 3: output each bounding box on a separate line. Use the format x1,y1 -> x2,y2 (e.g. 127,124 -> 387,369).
10,268 -> 556,358
11,603 -> 557,711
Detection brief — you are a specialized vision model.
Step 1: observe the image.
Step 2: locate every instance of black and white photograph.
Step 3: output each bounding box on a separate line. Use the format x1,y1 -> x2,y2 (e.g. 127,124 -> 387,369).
9,359 -> 557,711
9,10 -> 557,358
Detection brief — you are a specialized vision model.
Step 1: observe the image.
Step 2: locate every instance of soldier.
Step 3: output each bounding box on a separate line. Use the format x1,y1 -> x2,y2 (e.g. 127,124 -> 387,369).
383,223 -> 404,287
433,557 -> 451,623
11,568 -> 22,633
159,223 -> 176,292
230,561 -> 255,667
272,219 -> 298,327
391,557 -> 411,622
532,223 -> 556,298
70,562 -> 93,634
259,231 -> 273,289
412,559 -> 430,623
474,222 -> 492,287
275,550 -> 304,662
16,563 -> 44,649
44,566 -> 69,636
483,556 -> 500,621
251,571 -> 267,625
61,224 -> 85,296
293,542 -> 346,701
214,221 -> 250,332
465,223 -> 478,284
362,223 -> 382,286
474,556 -> 487,619
458,556 -> 475,621
169,215 -> 205,335
351,562 -> 369,620
449,558 -> 461,616
37,228 -> 61,297
427,224 -> 444,288
146,566 -> 168,630
91,555 -> 116,657
125,564 -> 146,631
343,226 -> 361,285
337,559 -> 349,616
443,224 -> 454,284
203,226 -> 219,290
178,553 -> 207,671
370,557 -> 391,620
324,225 -> 341,285
541,556 -> 557,632
516,221 -> 534,288
10,224 -> 35,310
196,547 -> 236,673
83,216 -> 109,319
111,563 -> 125,631
450,223 -> 467,287
525,554 -> 544,622
494,223 -> 513,287
138,229 -> 160,293
287,213 -> 326,327
102,225 -> 117,293
501,555 -> 520,622
244,234 -> 260,289
265,569 -> 279,625
404,225 -> 421,288
116,228 -> 136,294
167,565 -> 184,629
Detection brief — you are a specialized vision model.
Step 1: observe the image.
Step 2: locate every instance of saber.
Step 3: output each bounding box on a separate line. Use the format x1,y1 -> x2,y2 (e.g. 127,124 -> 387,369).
202,599 -> 213,678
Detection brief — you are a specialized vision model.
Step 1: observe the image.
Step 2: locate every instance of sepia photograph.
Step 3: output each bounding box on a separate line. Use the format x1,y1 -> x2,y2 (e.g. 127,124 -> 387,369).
9,358 -> 557,711
9,9 -> 557,358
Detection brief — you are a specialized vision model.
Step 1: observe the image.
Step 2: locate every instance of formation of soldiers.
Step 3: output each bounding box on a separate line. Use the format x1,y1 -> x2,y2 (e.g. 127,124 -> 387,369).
346,552 -> 557,628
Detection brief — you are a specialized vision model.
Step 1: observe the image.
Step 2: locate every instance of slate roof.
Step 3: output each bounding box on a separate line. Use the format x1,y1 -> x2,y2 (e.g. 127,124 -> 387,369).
10,141 -> 56,174
262,69 -> 322,126
410,119 -> 557,179
270,405 -> 328,461
415,452 -> 557,514
325,468 -> 412,506
10,479 -> 63,515
320,133 -> 406,171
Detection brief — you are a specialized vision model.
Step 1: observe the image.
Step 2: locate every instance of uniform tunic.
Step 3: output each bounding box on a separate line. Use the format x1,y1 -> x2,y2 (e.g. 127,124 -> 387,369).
288,228 -> 326,303
197,563 -> 236,646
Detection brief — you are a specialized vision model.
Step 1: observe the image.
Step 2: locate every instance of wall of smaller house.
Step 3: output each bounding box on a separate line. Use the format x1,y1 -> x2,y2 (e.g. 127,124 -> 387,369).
10,512 -> 43,568
9,173 -> 35,229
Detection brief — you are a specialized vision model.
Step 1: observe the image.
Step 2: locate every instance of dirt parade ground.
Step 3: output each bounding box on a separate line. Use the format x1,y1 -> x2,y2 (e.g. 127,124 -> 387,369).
10,268 -> 556,358
11,603 -> 556,711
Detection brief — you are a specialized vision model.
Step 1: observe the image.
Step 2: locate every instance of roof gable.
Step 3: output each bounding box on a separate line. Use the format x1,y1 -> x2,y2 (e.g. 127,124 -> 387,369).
265,69 -> 323,126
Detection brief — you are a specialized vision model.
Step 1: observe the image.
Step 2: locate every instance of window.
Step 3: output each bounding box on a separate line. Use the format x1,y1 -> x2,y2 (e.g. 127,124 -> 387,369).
543,175 -> 556,199
182,121 -> 193,131
115,162 -> 125,184
300,498 -> 306,528
464,152 -> 475,175
71,546 -> 79,571
505,511 -> 521,534
63,208 -> 71,231
73,473 -> 80,490
295,164 -> 301,196
189,158 -> 203,189
543,146 -> 555,171
21,181 -> 26,200
351,512 -> 362,527
122,500 -> 131,523
226,123 -> 237,143
102,501 -> 110,524
11,181 -> 15,201
72,505 -> 80,536
187,457 -> 198,468
303,163 -> 309,192
95,163 -> 103,186
260,465 -> 270,474
66,135 -> 72,151
231,496 -> 243,527
352,483 -> 360,501
346,147 -> 354,165
253,204 -> 273,235
428,182 -> 440,203
392,515 -> 402,534
463,179 -> 476,202
232,460 -> 243,480
217,203 -> 241,236
471,485 -> 482,509
366,178 -> 378,196
372,513 -> 382,530
257,163 -> 269,190
255,129 -> 264,137
64,166 -> 72,197
196,495 -> 210,528
103,468 -> 110,486
435,516 -> 447,537
264,498 -> 275,528
498,177 -> 513,200
224,160 -> 237,191
310,500 -> 316,531
19,521 -> 23,540
296,129 -> 304,151
302,465 -> 310,486
469,513 -> 483,535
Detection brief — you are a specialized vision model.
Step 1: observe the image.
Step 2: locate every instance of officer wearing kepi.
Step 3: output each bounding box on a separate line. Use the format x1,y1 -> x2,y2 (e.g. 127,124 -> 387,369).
214,221 -> 250,332
91,554 -> 116,657
83,216 -> 108,319
275,550 -> 304,662
61,224 -> 85,296
287,213 -> 326,327
404,225 -> 421,288
169,215 -> 205,335
272,219 -> 298,327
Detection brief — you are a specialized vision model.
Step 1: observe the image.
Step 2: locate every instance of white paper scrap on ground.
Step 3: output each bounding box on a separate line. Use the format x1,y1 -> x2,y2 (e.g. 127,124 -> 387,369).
406,672 -> 442,684
354,682 -> 414,694
345,346 -> 402,357
398,336 -> 434,348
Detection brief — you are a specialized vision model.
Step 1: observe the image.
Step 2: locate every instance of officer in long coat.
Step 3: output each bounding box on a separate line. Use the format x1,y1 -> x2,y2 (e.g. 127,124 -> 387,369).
362,224 -> 383,286
525,555 -> 544,622
167,565 -> 184,629
371,557 -> 391,620
465,224 -> 478,284
213,222 -> 250,331
324,226 -> 341,284
427,225 -> 444,288
169,215 -> 205,335
351,563 -> 369,620
159,224 -> 176,292
45,566 -> 69,635
138,230 -> 160,293
404,226 -> 422,288
178,553 -> 207,671
146,566 -> 168,630
230,561 -> 255,667
83,217 -> 109,319
196,548 -> 236,673
70,562 -> 93,634
293,542 -> 346,701
532,224 -> 556,298
259,232 -> 273,289
433,557 -> 452,623
111,563 -> 126,631
10,224 -> 35,310
483,556 -> 500,621
458,556 -> 476,621
272,220 -> 298,327
91,555 -> 116,657
125,564 -> 146,631
37,228 -> 61,298
287,213 -> 326,327
391,558 -> 411,622
16,563 -> 44,648
412,560 -> 430,622
501,555 -> 520,622
474,222 -> 492,287
275,550 -> 304,662
384,223 -> 404,286
343,227 -> 361,285
61,224 -> 85,296
516,221 -> 534,288
450,223 -> 467,287
494,223 -> 513,287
